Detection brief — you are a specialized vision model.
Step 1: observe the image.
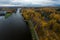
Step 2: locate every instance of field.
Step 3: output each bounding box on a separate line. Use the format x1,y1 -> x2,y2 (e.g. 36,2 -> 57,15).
21,7 -> 60,40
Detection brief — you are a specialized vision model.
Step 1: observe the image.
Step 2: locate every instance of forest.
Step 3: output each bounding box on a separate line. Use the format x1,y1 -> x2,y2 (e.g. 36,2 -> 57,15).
21,7 -> 60,40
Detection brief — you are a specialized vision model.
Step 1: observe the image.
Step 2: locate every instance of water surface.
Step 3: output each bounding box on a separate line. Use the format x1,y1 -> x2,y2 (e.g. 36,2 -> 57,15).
0,8 -> 32,40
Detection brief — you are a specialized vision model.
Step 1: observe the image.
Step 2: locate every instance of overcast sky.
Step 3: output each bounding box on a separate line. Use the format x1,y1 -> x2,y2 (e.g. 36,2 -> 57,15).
0,0 -> 60,7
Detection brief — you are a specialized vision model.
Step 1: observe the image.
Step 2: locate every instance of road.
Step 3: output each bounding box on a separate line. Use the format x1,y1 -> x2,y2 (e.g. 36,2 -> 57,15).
0,8 -> 32,40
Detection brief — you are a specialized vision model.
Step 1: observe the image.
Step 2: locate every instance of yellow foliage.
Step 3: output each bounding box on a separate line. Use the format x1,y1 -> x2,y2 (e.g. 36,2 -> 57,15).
41,20 -> 47,27
54,14 -> 60,20
21,7 -> 60,40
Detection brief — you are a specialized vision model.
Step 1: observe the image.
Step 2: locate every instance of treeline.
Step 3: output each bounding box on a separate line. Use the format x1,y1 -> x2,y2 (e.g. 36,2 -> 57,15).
0,8 -> 17,13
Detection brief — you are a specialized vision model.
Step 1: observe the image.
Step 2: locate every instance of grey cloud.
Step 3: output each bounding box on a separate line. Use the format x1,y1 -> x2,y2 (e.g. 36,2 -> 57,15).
0,0 -> 60,7
0,0 -> 11,4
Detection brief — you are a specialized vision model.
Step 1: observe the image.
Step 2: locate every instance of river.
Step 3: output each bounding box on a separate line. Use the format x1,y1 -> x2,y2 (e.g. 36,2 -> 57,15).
0,8 -> 32,40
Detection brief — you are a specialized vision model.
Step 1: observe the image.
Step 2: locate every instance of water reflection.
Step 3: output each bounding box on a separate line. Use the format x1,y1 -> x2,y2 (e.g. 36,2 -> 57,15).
0,16 -> 5,23
0,8 -> 32,40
